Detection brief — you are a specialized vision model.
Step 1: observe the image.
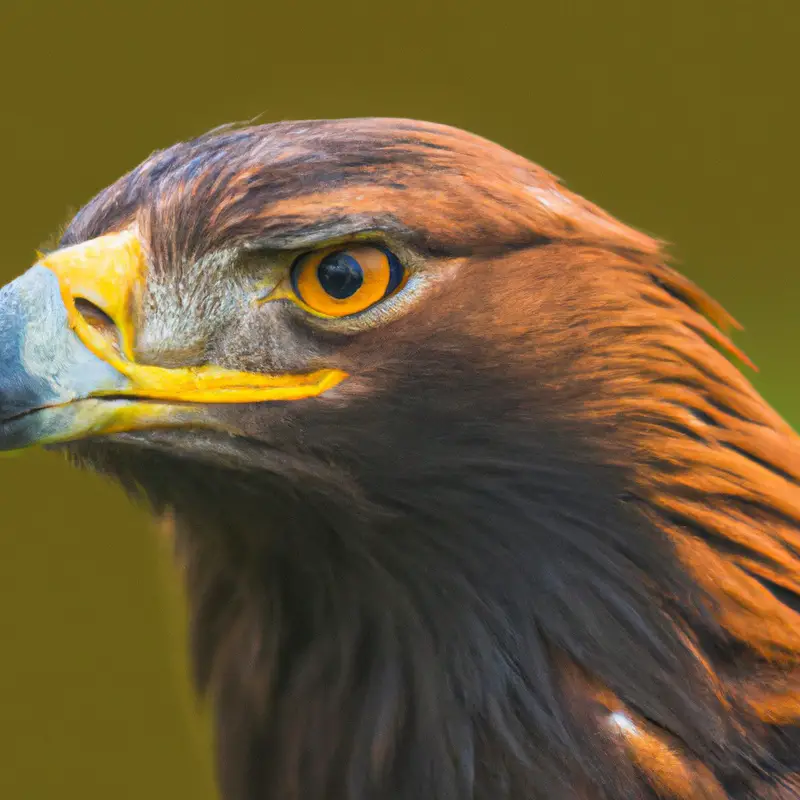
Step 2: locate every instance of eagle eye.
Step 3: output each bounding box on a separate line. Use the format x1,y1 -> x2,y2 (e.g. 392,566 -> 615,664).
290,245 -> 405,317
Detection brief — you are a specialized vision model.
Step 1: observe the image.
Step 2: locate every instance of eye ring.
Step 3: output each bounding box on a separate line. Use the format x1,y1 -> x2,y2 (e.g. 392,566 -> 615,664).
290,245 -> 405,318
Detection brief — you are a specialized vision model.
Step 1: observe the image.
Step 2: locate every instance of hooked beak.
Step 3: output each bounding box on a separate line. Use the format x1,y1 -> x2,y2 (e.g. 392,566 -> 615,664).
0,230 -> 346,451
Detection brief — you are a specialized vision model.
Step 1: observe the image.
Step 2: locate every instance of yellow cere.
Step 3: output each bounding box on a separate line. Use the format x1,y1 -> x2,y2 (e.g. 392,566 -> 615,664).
38,231 -> 348,404
41,230 -> 145,361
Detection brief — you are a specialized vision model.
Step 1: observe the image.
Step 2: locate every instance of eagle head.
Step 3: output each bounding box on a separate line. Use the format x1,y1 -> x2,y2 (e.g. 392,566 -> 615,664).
1,119 -> 799,799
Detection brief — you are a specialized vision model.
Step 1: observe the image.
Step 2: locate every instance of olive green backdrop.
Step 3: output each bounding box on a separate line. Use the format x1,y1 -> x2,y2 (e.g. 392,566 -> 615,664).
0,0 -> 797,797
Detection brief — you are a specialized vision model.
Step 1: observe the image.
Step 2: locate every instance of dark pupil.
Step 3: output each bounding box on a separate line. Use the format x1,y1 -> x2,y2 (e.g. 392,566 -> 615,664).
317,252 -> 364,299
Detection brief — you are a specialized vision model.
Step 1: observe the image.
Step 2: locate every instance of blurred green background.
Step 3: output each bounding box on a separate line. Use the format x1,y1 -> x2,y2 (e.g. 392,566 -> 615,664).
0,0 -> 797,797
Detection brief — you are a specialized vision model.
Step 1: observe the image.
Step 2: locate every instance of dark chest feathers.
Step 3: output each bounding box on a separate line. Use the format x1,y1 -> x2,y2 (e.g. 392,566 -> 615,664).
100,426 -> 800,800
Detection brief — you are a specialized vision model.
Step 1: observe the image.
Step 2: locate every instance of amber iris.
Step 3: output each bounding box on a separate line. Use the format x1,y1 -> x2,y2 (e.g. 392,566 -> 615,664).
291,245 -> 404,317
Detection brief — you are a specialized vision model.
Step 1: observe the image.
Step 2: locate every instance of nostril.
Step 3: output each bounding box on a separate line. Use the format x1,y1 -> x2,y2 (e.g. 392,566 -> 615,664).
74,297 -> 122,351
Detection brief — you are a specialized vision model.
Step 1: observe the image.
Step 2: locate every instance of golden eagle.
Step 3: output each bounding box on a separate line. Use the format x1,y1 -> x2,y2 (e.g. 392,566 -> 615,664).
1,119 -> 799,799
